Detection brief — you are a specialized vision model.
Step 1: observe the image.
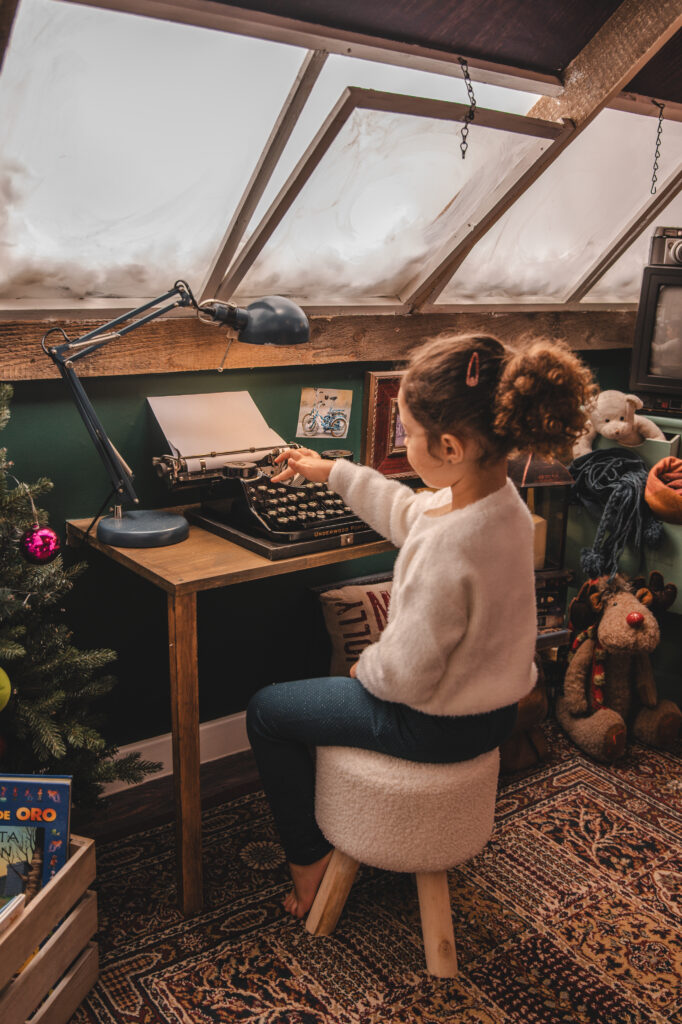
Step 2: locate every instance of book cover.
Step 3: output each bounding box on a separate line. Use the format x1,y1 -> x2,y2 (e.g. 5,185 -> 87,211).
0,774 -> 71,903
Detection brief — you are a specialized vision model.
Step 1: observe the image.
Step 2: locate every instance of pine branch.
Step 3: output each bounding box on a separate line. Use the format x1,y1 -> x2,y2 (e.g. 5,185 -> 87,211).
65,724 -> 106,752
18,706 -> 68,760
68,677 -> 116,700
62,648 -> 117,673
92,751 -> 163,784
18,642 -> 115,688
0,638 -> 26,660
27,691 -> 68,715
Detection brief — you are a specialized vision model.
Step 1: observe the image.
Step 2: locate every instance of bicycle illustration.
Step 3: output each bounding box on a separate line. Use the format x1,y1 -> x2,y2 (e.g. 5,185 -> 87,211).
301,390 -> 348,437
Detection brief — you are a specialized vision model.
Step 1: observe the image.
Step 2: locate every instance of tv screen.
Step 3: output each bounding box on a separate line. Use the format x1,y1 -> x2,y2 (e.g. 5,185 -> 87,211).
648,283 -> 682,378
630,266 -> 682,411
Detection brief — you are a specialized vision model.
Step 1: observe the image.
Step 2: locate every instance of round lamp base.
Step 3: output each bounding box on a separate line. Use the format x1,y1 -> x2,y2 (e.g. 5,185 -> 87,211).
97,509 -> 189,548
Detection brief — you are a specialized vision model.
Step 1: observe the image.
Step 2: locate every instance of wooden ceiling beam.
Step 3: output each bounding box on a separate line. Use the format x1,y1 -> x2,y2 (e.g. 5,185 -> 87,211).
610,91 -> 682,124
0,310 -> 635,381
405,0 -> 682,311
64,0 -> 563,96
528,0 -> 682,127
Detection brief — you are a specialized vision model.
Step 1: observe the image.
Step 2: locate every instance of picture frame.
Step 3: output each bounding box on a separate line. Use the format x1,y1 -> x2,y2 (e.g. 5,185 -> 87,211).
361,371 -> 417,478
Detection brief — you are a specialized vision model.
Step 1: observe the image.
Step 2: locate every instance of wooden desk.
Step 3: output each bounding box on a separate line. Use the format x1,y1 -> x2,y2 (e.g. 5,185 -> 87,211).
66,515 -> 393,915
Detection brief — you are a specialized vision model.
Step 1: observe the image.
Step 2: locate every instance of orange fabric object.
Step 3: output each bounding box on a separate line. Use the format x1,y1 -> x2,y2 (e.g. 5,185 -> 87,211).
645,456 -> 682,524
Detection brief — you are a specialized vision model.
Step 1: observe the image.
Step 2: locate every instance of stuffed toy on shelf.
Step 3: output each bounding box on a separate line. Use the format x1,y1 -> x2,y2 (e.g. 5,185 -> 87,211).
556,572 -> 681,763
573,390 -> 665,458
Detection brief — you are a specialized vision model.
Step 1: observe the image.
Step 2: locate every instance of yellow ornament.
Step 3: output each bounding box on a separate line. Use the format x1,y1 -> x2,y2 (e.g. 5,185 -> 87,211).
0,667 -> 11,712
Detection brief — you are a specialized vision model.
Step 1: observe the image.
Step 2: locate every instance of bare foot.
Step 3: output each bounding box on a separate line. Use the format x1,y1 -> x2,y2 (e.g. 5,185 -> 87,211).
283,851 -> 333,919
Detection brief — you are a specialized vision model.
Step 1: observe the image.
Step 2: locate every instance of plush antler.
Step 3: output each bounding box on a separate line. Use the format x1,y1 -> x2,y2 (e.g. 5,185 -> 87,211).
568,580 -> 601,635
570,574 -> 646,634
646,570 -> 678,614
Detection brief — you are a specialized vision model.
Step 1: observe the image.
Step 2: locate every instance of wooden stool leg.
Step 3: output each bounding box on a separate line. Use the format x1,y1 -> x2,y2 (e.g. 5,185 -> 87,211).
416,871 -> 458,978
306,849 -> 360,936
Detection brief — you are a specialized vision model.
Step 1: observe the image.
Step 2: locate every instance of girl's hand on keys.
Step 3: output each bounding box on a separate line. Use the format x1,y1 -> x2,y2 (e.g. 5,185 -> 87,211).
271,448 -> 332,484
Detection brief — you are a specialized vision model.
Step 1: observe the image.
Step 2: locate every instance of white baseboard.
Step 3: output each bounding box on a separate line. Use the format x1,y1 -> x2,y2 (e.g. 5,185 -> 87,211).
103,711 -> 249,796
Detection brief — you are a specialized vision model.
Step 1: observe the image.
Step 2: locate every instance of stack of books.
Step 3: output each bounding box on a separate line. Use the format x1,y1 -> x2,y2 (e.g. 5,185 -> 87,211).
0,773 -> 72,934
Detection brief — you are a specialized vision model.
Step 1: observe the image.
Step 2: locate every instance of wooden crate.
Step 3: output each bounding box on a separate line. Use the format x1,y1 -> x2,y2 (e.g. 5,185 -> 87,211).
0,835 -> 98,1024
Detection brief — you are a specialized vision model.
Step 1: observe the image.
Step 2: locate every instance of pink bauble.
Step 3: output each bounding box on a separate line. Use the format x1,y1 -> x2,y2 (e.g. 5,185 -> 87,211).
20,525 -> 61,564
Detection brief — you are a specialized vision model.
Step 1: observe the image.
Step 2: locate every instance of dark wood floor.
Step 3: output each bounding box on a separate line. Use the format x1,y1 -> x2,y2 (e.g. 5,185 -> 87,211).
73,750 -> 262,844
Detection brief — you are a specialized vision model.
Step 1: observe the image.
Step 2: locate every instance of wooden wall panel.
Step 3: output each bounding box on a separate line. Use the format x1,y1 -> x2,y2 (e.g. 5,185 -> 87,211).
0,311 -> 635,381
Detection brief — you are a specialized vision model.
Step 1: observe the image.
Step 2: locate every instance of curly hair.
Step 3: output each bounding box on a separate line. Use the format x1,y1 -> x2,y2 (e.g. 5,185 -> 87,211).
401,333 -> 597,463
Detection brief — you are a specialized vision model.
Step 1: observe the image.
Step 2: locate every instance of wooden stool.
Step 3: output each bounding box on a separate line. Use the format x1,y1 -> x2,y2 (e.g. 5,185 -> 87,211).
306,745 -> 500,977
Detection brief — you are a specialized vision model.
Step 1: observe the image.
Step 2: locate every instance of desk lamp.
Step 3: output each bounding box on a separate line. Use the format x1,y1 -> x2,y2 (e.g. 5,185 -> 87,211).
43,281 -> 309,548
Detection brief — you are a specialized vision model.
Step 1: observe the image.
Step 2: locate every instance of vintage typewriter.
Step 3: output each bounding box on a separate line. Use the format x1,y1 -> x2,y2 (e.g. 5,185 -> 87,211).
149,392 -> 380,559
154,446 -> 381,558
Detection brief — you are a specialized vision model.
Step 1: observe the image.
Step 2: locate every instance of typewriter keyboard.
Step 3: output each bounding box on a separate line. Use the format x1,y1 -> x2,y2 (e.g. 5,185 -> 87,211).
190,464 -> 382,558
243,477 -> 368,540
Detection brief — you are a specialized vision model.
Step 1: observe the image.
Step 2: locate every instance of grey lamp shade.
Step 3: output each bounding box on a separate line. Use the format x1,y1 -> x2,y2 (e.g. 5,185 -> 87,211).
238,295 -> 310,346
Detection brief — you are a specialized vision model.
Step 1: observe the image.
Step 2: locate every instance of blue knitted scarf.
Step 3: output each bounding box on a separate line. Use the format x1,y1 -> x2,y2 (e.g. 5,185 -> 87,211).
568,448 -> 663,578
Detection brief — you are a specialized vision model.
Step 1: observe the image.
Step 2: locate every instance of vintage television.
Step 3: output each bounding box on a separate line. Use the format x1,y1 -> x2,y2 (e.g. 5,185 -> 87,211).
629,227 -> 682,416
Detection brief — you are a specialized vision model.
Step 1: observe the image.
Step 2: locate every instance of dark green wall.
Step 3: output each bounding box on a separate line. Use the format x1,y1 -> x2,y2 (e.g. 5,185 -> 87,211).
2,348 -> 636,745
578,348 -> 630,391
3,361 -> 397,744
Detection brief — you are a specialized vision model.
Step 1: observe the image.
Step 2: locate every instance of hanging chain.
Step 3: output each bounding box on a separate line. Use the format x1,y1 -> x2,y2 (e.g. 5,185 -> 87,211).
650,101 -> 665,195
458,57 -> 477,160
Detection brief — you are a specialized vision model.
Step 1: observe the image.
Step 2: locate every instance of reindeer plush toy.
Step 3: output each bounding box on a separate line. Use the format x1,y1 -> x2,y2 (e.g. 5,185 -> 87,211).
556,572 -> 682,762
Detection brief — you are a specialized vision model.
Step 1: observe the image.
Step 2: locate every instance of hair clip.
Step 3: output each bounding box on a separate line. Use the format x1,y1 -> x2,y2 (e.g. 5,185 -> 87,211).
465,350 -> 480,387
521,451 -> 533,488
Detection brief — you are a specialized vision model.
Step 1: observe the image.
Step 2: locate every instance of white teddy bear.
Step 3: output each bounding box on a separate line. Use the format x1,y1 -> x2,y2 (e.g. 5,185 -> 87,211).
573,390 -> 665,458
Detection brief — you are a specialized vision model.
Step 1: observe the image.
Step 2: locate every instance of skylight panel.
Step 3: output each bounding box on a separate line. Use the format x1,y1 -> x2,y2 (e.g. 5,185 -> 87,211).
233,103 -> 551,306
0,0 -> 305,303
584,191 -> 682,302
245,53 -> 539,231
436,109 -> 682,305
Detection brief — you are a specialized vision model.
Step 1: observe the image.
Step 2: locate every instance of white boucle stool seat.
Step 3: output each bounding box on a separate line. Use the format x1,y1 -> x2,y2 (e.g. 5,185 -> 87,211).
306,745 -> 500,977
314,745 -> 499,873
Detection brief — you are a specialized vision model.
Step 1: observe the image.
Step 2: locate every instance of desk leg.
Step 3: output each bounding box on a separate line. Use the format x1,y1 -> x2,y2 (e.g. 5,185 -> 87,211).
168,590 -> 203,915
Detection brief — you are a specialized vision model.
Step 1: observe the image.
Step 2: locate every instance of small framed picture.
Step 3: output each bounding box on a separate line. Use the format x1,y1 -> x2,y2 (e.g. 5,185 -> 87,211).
388,397 -> 407,454
296,386 -> 352,439
361,371 -> 417,478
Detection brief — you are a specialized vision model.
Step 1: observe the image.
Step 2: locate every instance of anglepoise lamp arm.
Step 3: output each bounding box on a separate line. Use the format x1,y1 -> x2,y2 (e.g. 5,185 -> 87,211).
50,346 -> 139,507
42,281 -> 310,548
42,281 -> 198,511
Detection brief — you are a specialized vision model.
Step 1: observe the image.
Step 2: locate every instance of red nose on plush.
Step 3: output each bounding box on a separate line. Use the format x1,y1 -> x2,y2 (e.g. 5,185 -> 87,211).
626,612 -> 644,628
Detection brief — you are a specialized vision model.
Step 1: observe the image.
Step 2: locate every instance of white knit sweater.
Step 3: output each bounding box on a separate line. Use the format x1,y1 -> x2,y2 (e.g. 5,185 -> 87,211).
328,459 -> 537,716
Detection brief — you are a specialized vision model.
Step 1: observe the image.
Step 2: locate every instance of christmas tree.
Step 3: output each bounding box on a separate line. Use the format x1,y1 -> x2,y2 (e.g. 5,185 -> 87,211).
0,382 -> 160,807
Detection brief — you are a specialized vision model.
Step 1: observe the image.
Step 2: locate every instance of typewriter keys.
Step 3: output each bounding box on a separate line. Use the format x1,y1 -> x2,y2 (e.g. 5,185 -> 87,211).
227,469 -> 378,540
186,447 -> 382,557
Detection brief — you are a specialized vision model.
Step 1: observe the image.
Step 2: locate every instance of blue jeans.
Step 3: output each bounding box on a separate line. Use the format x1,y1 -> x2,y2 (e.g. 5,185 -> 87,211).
246,676 -> 517,865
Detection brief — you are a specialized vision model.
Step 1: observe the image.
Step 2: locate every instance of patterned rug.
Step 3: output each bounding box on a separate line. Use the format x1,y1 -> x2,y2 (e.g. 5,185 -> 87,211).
73,725 -> 682,1024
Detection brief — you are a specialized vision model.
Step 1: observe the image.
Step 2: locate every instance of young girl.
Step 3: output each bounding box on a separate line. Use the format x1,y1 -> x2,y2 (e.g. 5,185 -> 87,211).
246,334 -> 596,919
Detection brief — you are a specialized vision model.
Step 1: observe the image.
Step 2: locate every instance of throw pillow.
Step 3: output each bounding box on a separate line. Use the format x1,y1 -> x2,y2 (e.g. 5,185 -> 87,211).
318,581 -> 392,676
